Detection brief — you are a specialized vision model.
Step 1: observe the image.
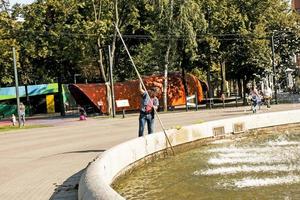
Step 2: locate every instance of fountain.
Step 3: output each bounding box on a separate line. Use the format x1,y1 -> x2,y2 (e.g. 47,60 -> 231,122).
113,127 -> 300,199
78,109 -> 300,200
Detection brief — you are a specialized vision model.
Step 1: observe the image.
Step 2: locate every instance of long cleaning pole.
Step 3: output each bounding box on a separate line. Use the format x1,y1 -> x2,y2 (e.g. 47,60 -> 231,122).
115,25 -> 175,155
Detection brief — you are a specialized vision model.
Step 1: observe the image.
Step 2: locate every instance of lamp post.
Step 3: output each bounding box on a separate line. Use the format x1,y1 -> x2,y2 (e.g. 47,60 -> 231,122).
11,16 -> 26,126
206,6 -> 213,109
13,47 -> 21,127
271,32 -> 278,104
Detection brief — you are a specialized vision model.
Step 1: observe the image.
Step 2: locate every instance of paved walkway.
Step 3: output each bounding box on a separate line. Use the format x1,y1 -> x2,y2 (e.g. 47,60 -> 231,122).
0,103 -> 300,200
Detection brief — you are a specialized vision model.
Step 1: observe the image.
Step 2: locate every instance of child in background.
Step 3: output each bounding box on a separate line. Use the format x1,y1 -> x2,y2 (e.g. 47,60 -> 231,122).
11,114 -> 16,126
79,107 -> 87,120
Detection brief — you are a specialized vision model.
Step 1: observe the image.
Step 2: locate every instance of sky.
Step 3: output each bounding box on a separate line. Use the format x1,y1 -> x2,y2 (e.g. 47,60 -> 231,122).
10,0 -> 35,6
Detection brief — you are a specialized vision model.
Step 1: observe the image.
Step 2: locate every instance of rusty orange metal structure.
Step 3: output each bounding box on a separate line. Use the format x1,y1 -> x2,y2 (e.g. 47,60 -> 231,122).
292,0 -> 300,11
69,72 -> 204,113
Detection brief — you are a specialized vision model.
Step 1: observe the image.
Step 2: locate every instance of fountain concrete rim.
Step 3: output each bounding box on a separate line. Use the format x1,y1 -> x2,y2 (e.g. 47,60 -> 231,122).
78,109 -> 300,200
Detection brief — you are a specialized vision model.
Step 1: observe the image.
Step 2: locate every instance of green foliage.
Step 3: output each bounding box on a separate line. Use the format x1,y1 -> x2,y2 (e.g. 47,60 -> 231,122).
0,124 -> 51,133
0,10 -> 20,85
0,0 -> 298,87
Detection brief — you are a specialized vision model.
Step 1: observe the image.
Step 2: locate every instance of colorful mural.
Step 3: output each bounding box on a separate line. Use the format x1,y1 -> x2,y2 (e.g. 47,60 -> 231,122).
0,83 -> 77,118
0,83 -> 58,101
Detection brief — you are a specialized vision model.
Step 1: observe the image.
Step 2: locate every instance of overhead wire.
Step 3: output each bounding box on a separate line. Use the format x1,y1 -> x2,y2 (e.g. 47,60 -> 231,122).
2,27 -> 298,41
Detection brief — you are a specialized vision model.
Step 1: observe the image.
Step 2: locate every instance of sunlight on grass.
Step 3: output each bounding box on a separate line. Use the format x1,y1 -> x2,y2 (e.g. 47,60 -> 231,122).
0,125 -> 51,133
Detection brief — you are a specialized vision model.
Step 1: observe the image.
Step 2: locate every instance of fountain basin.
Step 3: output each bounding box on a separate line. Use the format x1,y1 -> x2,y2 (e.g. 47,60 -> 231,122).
78,110 -> 300,200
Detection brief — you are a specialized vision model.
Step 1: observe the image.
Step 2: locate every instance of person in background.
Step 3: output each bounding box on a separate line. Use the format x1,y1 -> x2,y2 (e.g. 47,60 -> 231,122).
79,106 -> 87,120
19,102 -> 26,126
64,102 -> 69,111
138,83 -> 159,137
250,86 -> 259,113
11,114 -> 16,126
264,86 -> 272,108
257,87 -> 263,110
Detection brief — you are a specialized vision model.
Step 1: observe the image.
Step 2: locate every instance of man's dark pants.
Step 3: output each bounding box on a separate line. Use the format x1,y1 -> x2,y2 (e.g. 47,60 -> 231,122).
138,112 -> 154,137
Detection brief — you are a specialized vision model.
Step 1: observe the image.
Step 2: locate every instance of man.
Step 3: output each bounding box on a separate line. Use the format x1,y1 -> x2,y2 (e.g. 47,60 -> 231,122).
264,86 -> 272,108
138,83 -> 159,137
19,102 -> 26,126
250,86 -> 260,113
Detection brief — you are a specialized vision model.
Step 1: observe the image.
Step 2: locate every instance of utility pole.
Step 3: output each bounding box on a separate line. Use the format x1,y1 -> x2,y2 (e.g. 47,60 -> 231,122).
13,47 -> 21,127
58,63 -> 65,117
206,6 -> 213,109
271,33 -> 278,104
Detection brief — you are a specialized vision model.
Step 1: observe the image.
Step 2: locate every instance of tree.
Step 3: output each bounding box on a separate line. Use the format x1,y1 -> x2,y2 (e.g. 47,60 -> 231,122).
1,0 -> 298,105
0,0 -> 9,12
0,5 -> 21,86
18,0 -> 98,115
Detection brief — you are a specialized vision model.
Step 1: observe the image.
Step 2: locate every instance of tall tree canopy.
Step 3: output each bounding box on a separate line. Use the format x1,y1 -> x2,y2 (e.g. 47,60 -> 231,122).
0,0 -> 298,89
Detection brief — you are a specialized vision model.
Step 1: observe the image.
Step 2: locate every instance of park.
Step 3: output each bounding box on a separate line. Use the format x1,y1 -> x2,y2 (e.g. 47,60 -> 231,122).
0,0 -> 300,199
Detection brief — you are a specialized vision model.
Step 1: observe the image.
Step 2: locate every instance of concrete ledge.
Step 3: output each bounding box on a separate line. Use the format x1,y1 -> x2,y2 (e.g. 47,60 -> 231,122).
78,109 -> 300,200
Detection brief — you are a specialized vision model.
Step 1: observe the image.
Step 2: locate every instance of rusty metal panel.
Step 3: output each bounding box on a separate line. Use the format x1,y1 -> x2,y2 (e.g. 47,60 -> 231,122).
69,73 -> 204,114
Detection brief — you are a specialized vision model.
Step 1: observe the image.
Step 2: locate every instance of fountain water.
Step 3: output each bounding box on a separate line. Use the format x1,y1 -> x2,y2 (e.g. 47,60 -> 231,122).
113,127 -> 300,200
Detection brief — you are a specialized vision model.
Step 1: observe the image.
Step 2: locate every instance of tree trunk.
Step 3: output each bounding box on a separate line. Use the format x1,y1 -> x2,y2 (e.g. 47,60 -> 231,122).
163,42 -> 171,111
97,41 -> 107,83
104,0 -> 119,116
105,82 -> 111,115
92,0 -> 106,82
238,79 -> 243,97
243,78 -> 248,106
207,59 -> 213,99
58,72 -> 65,116
111,0 -> 119,62
93,0 -> 111,114
162,0 -> 173,112
221,61 -> 226,95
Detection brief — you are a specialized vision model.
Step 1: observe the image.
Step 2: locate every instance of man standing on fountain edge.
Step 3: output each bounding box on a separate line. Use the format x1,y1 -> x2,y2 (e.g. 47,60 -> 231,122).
138,83 -> 159,137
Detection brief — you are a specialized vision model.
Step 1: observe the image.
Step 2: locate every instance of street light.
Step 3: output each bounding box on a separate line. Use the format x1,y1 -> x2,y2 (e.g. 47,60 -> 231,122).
13,47 -> 21,127
10,14 -> 26,127
205,5 -> 213,109
271,32 -> 278,104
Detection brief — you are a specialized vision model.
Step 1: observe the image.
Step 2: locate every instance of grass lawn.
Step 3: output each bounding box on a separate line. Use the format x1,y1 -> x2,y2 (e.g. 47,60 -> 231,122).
0,124 -> 51,133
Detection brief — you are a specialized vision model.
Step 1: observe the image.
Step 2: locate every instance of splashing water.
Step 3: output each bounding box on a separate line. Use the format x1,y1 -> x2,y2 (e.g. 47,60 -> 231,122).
233,175 -> 300,188
197,164 -> 299,176
113,128 -> 300,200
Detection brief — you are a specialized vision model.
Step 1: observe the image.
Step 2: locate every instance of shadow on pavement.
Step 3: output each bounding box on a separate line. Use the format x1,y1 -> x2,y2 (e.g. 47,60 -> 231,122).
60,149 -> 106,155
49,150 -> 106,200
41,150 -> 106,159
50,169 -> 83,200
